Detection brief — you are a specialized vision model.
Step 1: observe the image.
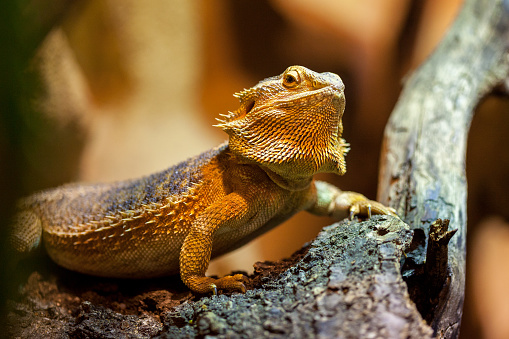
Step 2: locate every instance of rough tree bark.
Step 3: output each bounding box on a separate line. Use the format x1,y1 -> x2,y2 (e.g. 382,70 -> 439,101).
378,0 -> 509,337
7,216 -> 434,338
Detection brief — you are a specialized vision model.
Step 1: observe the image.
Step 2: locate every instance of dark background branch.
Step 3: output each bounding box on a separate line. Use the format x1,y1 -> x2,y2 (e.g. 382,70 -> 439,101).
378,0 -> 509,337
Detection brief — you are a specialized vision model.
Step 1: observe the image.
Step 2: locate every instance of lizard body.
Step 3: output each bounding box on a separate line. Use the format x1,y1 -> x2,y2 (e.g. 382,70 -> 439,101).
10,66 -> 396,294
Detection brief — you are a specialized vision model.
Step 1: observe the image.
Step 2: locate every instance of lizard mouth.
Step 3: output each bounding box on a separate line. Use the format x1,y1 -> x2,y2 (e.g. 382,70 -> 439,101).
258,86 -> 341,112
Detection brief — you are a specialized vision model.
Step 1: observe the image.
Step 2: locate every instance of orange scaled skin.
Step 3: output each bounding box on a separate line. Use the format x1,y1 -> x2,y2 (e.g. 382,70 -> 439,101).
9,66 -> 396,294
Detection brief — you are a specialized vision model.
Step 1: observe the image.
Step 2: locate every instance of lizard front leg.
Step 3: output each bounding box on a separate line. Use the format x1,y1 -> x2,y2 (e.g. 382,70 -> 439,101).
179,192 -> 255,294
307,180 -> 397,219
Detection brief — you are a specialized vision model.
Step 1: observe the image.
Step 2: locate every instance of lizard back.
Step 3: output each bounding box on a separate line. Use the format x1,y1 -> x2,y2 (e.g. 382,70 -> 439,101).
21,143 -> 228,232
16,143 -> 229,278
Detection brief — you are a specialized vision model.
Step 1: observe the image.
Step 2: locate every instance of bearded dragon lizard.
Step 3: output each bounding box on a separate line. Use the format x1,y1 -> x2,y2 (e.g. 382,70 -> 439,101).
9,66 -> 396,294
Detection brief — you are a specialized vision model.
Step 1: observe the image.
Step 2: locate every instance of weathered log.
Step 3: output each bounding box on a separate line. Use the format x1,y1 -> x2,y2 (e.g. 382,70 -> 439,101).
378,0 -> 509,337
7,217 -> 434,338
163,217 -> 432,338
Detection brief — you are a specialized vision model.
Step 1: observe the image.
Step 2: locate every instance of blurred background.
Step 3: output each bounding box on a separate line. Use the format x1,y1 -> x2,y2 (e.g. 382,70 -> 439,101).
1,1 -> 509,338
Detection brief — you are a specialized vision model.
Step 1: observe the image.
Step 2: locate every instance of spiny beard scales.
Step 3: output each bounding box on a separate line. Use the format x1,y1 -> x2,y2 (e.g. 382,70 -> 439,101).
223,98 -> 349,177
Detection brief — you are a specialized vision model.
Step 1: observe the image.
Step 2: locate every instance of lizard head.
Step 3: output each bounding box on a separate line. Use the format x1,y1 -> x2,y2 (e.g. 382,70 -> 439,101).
215,65 -> 349,179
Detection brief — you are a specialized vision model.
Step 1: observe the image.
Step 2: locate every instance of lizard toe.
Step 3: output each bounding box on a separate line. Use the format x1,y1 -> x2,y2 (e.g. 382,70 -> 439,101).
214,274 -> 247,293
350,200 -> 398,219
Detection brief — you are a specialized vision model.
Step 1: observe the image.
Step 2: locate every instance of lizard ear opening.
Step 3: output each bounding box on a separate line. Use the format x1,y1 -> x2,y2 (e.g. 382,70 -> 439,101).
213,98 -> 255,131
235,100 -> 255,120
245,100 -> 255,114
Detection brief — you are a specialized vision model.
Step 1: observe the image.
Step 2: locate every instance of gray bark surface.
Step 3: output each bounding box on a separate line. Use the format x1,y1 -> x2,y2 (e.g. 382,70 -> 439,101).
7,217 -> 433,338
378,0 -> 509,337
161,217 -> 431,338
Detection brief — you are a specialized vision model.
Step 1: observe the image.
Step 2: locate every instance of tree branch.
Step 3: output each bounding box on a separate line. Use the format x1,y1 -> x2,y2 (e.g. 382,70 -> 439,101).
378,0 -> 509,337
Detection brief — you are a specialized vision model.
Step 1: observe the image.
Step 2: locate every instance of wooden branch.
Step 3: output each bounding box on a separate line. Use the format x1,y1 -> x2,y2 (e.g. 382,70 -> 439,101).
163,217 -> 432,338
425,219 -> 457,300
378,0 -> 509,337
7,217 -> 434,338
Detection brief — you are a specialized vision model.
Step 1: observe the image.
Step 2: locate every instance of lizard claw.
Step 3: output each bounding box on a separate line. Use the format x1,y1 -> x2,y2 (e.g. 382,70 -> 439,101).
349,201 -> 371,219
185,274 -> 246,294
349,199 -> 396,219
334,191 -> 398,220
210,283 -> 218,295
238,282 -> 247,294
214,274 -> 246,293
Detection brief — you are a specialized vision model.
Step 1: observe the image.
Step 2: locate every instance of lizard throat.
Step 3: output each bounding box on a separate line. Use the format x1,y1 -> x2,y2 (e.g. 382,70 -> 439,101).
223,105 -> 348,176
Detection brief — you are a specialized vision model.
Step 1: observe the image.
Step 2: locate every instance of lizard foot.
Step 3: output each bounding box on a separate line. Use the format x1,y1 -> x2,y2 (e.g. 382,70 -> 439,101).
186,274 -> 246,295
349,199 -> 398,220
212,274 -> 246,295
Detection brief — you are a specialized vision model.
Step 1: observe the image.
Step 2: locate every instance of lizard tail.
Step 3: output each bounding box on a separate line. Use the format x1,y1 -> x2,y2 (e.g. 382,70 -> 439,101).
9,210 -> 42,256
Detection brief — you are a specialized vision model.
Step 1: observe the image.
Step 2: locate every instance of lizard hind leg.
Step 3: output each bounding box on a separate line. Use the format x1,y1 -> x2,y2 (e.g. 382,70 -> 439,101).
9,210 -> 43,257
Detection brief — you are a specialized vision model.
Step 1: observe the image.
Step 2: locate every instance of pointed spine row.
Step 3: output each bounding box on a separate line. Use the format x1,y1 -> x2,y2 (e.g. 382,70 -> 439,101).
50,182 -> 205,245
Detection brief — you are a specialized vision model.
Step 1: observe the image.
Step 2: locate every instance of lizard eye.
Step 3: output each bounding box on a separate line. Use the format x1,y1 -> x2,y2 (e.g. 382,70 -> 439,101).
283,70 -> 300,88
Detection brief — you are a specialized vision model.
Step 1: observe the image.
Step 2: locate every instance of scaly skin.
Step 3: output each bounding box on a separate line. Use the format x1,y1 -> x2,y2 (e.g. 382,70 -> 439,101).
9,66 -> 396,294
